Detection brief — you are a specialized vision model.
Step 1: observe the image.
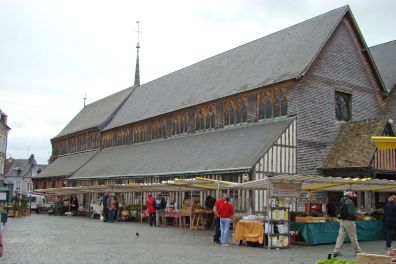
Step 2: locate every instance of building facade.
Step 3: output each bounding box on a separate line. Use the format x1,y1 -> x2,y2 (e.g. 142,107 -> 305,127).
35,6 -> 396,211
4,155 -> 41,196
0,110 -> 10,185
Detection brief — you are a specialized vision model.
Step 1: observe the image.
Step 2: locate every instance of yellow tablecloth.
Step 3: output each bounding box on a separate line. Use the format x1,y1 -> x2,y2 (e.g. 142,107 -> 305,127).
234,221 -> 264,244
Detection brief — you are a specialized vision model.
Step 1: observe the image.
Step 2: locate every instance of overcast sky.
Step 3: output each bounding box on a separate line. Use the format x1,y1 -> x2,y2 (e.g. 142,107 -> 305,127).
1,0 -> 395,164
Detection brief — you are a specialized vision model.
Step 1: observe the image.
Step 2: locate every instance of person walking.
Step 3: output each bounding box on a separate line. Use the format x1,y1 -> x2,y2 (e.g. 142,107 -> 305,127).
107,195 -> 116,223
154,193 -> 167,227
218,197 -> 234,247
0,227 -> 3,257
384,195 -> 396,249
102,192 -> 109,222
332,190 -> 362,257
146,194 -> 156,226
213,193 -> 227,244
0,214 -> 3,257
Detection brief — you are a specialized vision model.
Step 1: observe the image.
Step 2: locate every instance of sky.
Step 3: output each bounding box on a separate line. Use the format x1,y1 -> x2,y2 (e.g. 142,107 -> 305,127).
0,0 -> 395,164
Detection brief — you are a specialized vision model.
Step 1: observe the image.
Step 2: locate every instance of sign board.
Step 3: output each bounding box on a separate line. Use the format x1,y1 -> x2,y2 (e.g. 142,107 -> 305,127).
270,183 -> 301,197
0,192 -> 7,201
297,191 -> 325,203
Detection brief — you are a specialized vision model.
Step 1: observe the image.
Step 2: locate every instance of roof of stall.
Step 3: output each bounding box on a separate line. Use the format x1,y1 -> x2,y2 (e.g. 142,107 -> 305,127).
34,177 -> 238,195
35,175 -> 396,195
232,175 -> 396,192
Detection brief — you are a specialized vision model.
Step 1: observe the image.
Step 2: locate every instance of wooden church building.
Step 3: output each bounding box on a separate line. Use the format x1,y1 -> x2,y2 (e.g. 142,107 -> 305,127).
34,6 -> 396,211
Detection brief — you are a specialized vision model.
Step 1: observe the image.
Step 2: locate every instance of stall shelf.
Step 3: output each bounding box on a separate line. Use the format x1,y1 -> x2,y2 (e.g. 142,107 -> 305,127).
265,206 -> 290,249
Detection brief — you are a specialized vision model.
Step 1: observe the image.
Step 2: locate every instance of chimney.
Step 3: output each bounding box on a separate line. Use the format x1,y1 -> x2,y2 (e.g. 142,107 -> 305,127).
0,110 -> 7,125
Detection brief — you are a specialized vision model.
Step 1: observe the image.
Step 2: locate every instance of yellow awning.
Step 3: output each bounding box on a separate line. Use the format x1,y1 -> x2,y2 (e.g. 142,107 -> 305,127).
371,136 -> 396,150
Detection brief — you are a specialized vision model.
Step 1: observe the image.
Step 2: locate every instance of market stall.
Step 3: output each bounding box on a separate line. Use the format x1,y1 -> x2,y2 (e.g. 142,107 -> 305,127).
291,220 -> 384,245
35,177 -> 238,230
230,175 -> 396,248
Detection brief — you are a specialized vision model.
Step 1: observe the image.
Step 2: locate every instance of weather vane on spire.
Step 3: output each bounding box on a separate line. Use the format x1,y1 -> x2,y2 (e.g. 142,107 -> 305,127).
134,20 -> 141,87
136,20 -> 141,50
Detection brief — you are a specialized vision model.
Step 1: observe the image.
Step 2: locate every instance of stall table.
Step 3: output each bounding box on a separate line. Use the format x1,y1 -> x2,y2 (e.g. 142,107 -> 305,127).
235,221 -> 265,244
290,220 -> 385,245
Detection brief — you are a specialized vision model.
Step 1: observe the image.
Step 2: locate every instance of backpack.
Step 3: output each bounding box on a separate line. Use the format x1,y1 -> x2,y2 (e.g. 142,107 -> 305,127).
153,197 -> 165,210
339,200 -> 349,219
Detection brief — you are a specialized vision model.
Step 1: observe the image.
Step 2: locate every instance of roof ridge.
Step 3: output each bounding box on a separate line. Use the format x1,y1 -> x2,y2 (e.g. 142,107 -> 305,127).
369,39 -> 396,49
138,6 -> 350,88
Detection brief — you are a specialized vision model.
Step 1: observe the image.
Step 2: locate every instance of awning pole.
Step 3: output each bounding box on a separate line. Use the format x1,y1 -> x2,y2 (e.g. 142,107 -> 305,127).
140,191 -> 143,223
179,189 -> 182,229
190,189 -> 193,229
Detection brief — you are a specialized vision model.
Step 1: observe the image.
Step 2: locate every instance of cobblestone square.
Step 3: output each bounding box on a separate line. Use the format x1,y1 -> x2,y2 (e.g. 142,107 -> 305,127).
0,215 -> 390,264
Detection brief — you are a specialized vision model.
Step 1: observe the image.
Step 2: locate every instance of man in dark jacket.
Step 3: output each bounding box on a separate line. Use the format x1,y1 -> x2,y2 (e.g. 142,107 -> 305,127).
155,194 -> 167,227
384,195 -> 396,249
332,190 -> 362,257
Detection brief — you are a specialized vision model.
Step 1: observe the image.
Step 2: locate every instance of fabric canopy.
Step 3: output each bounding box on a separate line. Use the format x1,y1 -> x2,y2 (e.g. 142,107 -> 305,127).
231,174 -> 396,192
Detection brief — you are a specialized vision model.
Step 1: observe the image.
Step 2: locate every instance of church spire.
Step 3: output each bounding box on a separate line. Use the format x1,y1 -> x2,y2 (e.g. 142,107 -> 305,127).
134,20 -> 141,87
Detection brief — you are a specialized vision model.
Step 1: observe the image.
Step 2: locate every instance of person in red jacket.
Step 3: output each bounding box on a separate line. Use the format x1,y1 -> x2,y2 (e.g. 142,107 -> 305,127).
213,193 -> 227,244
218,197 -> 234,247
146,194 -> 156,226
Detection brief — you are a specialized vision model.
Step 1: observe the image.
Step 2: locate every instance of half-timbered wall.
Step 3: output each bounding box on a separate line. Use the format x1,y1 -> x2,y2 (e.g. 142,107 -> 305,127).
52,129 -> 100,157
253,119 -> 297,211
100,85 -> 289,149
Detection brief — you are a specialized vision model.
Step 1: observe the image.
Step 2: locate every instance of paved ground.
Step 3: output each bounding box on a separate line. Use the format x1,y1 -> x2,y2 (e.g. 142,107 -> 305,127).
0,214 -> 391,264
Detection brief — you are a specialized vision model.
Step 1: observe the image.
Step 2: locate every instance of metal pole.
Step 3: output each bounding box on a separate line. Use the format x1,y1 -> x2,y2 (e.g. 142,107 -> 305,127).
140,191 -> 143,223
179,189 -> 182,229
190,189 -> 193,229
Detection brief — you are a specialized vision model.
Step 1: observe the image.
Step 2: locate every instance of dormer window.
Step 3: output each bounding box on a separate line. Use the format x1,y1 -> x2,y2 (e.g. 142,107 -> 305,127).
13,167 -> 22,176
335,91 -> 352,122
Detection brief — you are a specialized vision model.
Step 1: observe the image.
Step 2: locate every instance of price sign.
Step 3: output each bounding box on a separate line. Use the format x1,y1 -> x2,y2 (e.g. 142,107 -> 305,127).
270,183 -> 301,197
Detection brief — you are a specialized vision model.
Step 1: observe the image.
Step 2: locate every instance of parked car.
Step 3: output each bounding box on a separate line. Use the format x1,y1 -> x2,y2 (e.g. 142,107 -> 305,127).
27,194 -> 49,214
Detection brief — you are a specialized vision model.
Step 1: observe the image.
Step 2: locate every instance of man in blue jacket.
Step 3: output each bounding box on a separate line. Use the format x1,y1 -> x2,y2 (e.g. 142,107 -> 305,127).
332,190 -> 362,257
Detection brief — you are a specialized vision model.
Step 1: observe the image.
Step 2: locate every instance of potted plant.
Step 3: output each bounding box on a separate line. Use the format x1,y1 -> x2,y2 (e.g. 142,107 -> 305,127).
10,195 -> 20,217
19,194 -> 29,216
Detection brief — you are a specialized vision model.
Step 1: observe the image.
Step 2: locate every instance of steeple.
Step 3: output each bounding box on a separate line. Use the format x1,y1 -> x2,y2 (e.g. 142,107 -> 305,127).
134,20 -> 141,87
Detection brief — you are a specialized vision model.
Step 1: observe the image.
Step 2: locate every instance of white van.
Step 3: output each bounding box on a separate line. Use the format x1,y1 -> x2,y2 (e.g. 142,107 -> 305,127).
27,194 -> 48,214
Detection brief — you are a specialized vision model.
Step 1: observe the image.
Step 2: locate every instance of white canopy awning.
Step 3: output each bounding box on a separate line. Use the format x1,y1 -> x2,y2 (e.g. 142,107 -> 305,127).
231,174 -> 396,192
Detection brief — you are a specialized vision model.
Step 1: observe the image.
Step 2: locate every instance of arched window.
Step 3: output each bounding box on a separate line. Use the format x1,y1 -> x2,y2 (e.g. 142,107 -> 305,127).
274,89 -> 288,118
210,111 -> 215,129
276,89 -> 288,117
225,102 -> 235,125
196,109 -> 204,131
258,88 -> 287,121
152,121 -> 165,140
195,104 -> 215,131
237,99 -> 247,123
206,106 -> 215,129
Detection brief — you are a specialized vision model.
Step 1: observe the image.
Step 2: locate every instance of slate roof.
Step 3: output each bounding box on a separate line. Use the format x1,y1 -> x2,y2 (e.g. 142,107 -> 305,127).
104,6 -> 355,131
4,155 -> 37,177
55,87 -> 134,138
36,150 -> 99,178
69,118 -> 294,180
370,40 -> 396,92
322,117 -> 392,169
